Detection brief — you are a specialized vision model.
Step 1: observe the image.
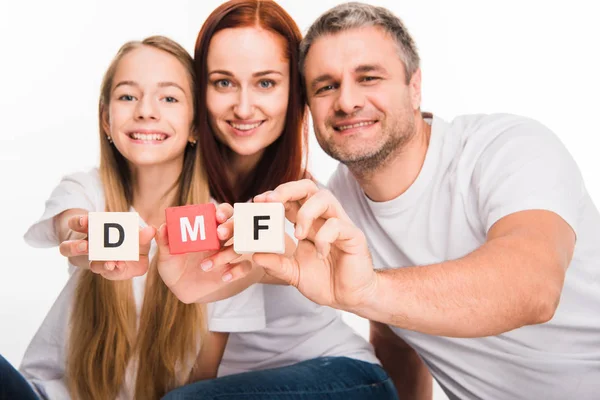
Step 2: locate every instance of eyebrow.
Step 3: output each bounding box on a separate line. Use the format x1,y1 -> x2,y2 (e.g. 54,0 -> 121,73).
113,80 -> 186,93
310,64 -> 388,90
208,69 -> 283,78
355,64 -> 387,74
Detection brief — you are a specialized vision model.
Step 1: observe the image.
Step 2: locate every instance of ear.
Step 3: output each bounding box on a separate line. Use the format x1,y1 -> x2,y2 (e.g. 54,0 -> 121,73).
188,126 -> 198,145
100,106 -> 111,139
408,68 -> 422,111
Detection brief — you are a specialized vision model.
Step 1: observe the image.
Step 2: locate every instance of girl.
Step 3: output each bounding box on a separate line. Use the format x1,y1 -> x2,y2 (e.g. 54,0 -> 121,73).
16,35 -> 264,400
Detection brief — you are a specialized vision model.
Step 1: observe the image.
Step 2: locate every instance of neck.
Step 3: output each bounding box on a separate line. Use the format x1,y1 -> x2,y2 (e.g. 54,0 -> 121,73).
352,112 -> 432,203
226,149 -> 264,188
130,160 -> 182,227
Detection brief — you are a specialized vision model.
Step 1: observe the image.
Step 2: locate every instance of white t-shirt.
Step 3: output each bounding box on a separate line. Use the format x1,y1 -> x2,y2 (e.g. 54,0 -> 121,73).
21,169 -> 379,393
328,113 -> 600,400
21,169 -> 266,400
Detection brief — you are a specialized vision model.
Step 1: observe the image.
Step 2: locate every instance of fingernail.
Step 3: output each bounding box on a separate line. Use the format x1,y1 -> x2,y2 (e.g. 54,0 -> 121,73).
222,273 -> 233,282
79,216 -> 84,227
105,262 -> 114,271
217,226 -> 227,237
77,242 -> 86,252
200,260 -> 213,271
216,211 -> 224,221
295,226 -> 303,237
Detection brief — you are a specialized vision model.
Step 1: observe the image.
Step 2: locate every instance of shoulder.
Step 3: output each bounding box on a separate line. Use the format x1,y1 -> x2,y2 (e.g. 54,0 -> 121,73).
327,163 -> 359,198
449,113 -> 559,148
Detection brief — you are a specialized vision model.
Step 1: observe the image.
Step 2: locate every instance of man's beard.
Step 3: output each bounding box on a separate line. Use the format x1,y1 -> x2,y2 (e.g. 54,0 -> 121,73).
316,114 -> 415,177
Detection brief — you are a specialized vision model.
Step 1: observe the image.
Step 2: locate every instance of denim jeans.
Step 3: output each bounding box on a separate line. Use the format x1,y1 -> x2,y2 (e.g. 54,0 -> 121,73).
162,357 -> 399,400
0,354 -> 39,400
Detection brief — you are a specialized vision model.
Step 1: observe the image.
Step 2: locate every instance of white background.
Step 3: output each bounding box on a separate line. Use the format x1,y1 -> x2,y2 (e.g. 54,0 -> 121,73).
1,1 -> 599,399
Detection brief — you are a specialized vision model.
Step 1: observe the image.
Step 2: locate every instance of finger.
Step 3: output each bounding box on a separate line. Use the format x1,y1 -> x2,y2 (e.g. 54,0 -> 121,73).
216,203 -> 233,224
89,261 -> 109,274
253,180 -> 320,223
139,225 -> 156,256
156,223 -> 170,255
269,179 -> 320,204
217,218 -> 234,243
115,260 -> 148,279
254,190 -> 303,224
252,253 -> 300,288
295,190 -> 350,240
59,239 -> 88,258
220,260 -> 253,282
314,217 -> 366,259
200,245 -> 241,272
67,215 -> 88,234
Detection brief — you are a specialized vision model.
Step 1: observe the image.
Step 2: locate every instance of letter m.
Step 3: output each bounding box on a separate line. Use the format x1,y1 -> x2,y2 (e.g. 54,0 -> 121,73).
180,215 -> 206,242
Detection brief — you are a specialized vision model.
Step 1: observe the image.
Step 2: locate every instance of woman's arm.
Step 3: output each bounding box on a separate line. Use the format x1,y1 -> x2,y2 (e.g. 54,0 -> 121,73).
187,332 -> 230,383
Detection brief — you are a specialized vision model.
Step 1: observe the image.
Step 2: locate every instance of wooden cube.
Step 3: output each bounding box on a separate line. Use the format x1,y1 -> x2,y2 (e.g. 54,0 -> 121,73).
165,204 -> 220,254
88,212 -> 140,261
233,203 -> 285,254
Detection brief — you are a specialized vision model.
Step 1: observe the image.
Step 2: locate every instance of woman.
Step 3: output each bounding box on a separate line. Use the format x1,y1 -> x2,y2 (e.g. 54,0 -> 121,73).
163,1 -> 398,399
12,35 -> 265,400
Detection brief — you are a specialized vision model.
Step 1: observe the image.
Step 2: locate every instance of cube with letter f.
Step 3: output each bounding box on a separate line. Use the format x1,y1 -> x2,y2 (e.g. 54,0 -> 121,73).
165,204 -> 220,254
233,203 -> 285,254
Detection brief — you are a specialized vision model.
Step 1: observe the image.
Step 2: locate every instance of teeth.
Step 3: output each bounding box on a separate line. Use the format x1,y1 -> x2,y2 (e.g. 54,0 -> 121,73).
336,121 -> 375,131
230,122 -> 262,131
130,132 -> 167,141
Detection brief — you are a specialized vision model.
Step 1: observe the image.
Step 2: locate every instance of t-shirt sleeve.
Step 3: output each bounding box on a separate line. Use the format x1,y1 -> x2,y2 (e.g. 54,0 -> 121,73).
18,272 -> 78,399
473,117 -> 583,235
207,283 -> 266,333
23,170 -> 102,248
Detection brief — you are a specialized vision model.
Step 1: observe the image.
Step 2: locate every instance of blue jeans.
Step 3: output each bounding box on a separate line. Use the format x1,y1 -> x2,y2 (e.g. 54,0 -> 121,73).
162,357 -> 398,400
0,354 -> 39,400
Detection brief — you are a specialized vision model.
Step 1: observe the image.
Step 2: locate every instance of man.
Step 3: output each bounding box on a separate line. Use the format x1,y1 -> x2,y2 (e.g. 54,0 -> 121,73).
252,2 -> 600,399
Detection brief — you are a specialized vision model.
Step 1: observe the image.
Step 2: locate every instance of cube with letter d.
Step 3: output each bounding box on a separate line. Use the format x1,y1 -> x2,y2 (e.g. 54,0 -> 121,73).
233,203 -> 285,254
88,212 -> 140,261
165,204 -> 220,254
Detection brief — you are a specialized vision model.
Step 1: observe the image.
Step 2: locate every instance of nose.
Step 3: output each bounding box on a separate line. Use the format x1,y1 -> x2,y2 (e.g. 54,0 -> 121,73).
134,96 -> 159,121
334,82 -> 364,116
233,87 -> 254,120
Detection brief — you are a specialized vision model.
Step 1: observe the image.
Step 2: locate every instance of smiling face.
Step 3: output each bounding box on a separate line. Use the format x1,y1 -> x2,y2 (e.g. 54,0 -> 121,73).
103,45 -> 195,168
305,26 -> 420,172
205,26 -> 290,160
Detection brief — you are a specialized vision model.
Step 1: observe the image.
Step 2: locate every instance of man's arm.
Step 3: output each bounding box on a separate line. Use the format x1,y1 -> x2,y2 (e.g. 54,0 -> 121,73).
253,180 -> 575,338
370,321 -> 432,400
357,209 -> 575,337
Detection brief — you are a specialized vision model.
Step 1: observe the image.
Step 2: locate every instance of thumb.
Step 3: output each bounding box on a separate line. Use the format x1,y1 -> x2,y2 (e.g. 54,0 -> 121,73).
156,224 -> 170,255
139,225 -> 156,255
252,253 -> 300,288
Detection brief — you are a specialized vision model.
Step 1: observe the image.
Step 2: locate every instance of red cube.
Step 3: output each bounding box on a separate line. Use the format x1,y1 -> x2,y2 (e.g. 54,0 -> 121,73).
165,204 -> 220,254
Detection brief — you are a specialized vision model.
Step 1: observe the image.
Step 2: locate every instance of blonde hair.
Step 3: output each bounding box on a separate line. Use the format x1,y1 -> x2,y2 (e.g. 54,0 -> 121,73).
66,36 -> 210,400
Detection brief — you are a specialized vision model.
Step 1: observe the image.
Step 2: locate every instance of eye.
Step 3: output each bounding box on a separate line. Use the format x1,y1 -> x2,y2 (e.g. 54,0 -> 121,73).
258,79 -> 275,89
163,96 -> 178,103
315,84 -> 336,95
118,94 -> 136,101
361,76 -> 381,83
215,79 -> 232,89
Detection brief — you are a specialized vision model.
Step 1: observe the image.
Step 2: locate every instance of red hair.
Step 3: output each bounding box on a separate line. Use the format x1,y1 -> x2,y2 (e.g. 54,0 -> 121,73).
194,0 -> 308,203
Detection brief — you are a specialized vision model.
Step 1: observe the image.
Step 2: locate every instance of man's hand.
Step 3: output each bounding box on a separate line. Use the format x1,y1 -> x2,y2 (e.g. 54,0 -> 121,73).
251,179 -> 378,311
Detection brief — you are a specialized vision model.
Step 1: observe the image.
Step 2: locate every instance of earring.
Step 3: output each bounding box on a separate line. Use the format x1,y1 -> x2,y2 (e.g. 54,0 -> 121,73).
189,139 -> 197,147
107,135 -> 113,144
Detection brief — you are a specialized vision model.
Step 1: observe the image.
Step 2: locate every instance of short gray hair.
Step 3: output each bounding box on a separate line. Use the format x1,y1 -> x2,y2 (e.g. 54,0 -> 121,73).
299,2 -> 420,83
